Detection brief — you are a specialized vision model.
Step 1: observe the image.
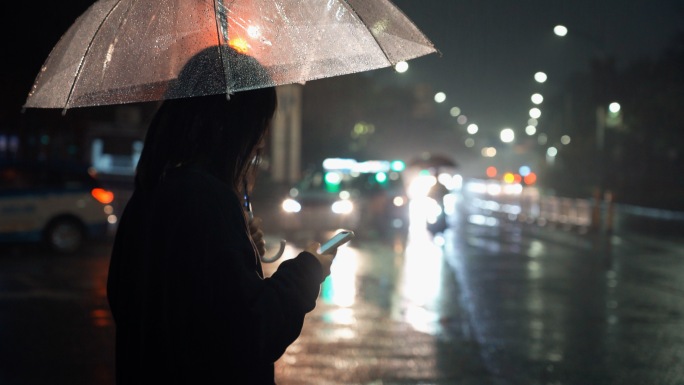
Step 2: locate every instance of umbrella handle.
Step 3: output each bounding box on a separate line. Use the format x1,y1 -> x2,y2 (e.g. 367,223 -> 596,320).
260,239 -> 287,263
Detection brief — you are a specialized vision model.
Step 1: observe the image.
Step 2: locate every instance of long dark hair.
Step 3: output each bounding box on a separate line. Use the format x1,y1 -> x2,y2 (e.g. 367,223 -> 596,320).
135,46 -> 277,193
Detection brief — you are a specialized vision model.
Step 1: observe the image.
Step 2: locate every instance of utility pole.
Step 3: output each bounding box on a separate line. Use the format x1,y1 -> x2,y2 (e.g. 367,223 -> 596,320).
271,84 -> 303,185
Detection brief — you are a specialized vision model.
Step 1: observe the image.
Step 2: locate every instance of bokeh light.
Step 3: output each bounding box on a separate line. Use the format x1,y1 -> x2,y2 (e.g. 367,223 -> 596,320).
529,108 -> 542,119
554,25 -> 568,37
395,61 -> 409,73
561,135 -> 571,145
500,128 -> 515,143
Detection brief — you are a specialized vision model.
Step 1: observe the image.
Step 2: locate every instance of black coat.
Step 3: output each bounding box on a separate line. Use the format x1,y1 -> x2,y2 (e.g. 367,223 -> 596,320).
107,166 -> 324,384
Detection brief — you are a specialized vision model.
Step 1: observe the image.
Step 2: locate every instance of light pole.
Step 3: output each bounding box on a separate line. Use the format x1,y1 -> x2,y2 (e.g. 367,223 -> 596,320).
553,24 -> 614,231
527,71 -> 548,173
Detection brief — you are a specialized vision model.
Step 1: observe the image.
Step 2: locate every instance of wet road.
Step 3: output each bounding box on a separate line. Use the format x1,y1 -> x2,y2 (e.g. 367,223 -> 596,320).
1,192 -> 683,384
0,244 -> 114,385
445,204 -> 684,385
267,229 -> 496,385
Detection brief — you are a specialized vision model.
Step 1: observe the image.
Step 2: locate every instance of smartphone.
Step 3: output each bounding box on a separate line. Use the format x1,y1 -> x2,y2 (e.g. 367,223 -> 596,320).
319,230 -> 355,254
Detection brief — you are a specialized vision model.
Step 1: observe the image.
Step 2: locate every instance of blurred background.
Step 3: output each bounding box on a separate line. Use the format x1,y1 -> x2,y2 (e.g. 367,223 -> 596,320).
3,1 -> 684,211
2,1 -> 684,385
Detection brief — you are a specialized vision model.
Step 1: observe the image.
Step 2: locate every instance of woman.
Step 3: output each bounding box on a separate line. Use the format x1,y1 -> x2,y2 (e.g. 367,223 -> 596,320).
107,47 -> 336,384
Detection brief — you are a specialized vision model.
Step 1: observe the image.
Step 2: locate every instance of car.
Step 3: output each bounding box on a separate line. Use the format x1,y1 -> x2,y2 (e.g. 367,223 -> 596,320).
279,168 -> 361,238
0,160 -> 116,254
346,167 -> 410,237
278,159 -> 409,239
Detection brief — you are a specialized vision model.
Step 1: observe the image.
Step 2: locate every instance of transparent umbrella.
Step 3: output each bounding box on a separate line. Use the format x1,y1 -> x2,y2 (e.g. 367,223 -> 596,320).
24,0 -> 437,111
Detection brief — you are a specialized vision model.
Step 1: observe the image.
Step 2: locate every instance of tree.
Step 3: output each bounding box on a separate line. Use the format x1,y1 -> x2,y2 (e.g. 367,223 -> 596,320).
301,72 -> 460,167
543,30 -> 684,209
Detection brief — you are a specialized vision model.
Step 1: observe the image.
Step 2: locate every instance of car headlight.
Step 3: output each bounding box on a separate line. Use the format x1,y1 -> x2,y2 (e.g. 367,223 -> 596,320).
282,198 -> 301,213
331,199 -> 354,214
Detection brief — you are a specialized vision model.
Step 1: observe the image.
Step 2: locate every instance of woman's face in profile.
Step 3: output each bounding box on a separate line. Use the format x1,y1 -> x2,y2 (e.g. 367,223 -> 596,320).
246,120 -> 271,170
254,119 -> 273,156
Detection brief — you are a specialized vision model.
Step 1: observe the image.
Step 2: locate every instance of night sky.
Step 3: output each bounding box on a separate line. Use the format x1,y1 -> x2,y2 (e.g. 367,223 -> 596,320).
5,0 -> 683,135
387,0 -> 683,132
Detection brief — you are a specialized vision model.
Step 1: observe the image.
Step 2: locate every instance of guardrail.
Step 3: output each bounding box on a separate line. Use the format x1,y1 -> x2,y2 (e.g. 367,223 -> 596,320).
464,181 -> 608,234
517,188 -> 596,233
463,180 -> 684,237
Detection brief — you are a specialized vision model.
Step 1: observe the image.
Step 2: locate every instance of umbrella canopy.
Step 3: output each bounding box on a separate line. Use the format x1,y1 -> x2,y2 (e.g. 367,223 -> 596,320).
24,0 -> 437,110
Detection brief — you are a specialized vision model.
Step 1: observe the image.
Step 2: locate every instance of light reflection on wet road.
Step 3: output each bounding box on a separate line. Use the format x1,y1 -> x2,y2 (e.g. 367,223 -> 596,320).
273,192 -> 684,384
442,197 -> 684,385
1,192 -> 683,384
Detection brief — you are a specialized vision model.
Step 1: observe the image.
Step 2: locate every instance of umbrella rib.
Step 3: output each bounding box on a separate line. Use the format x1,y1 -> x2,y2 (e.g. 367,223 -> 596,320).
213,0 -> 233,95
27,0 -> 438,109
64,0 -> 130,111
340,0 -> 394,66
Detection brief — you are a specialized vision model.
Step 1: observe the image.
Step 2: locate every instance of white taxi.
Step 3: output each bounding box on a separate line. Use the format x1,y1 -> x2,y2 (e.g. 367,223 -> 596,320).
0,161 -> 116,253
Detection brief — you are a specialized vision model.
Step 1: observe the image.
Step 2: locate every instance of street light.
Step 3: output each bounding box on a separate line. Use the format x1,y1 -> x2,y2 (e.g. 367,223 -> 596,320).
546,146 -> 558,165
553,25 -> 568,37
529,107 -> 541,119
596,101 -> 622,151
608,102 -> 621,113
395,61 -> 409,73
531,93 -> 544,104
500,128 -> 515,143
534,72 -> 548,83
554,23 -> 617,232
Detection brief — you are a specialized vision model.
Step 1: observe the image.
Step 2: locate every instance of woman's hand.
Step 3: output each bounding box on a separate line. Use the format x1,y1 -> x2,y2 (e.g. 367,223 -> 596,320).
304,242 -> 335,278
248,216 -> 266,257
